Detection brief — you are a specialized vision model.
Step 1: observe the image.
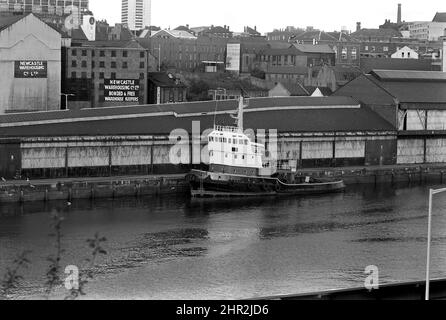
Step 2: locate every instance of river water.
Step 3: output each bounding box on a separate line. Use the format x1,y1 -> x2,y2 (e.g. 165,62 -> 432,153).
1,182 -> 446,300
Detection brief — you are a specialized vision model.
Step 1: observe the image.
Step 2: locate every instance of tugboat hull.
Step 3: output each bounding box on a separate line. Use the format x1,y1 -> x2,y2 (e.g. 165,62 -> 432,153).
187,170 -> 346,198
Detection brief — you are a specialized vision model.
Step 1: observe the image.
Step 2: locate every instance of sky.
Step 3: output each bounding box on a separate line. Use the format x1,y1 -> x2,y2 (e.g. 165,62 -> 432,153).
90,0 -> 446,33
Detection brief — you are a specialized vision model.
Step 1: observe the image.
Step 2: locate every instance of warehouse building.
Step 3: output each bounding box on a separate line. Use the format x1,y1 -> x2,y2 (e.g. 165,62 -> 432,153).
0,13 -> 61,113
0,97 -> 396,179
333,70 -> 446,165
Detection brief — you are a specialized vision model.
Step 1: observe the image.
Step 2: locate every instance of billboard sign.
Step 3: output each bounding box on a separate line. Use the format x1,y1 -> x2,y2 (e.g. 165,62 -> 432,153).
103,79 -> 140,103
14,61 -> 48,78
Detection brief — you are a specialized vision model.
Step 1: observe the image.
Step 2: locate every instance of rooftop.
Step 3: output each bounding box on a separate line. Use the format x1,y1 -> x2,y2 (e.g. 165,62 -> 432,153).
370,70 -> 446,82
433,12 -> 446,22
0,14 -> 27,33
148,72 -> 187,88
0,97 -> 396,137
360,57 -> 433,74
294,44 -> 335,54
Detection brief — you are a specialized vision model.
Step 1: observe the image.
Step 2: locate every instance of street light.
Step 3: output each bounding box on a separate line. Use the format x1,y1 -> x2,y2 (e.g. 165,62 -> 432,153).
426,187 -> 446,300
61,93 -> 75,110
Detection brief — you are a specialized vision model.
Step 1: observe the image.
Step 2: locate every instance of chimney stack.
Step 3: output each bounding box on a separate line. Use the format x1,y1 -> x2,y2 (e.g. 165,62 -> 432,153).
356,22 -> 361,32
397,3 -> 402,24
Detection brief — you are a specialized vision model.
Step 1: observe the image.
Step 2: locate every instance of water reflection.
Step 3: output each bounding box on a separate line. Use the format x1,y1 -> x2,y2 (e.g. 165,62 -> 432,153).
1,182 -> 446,299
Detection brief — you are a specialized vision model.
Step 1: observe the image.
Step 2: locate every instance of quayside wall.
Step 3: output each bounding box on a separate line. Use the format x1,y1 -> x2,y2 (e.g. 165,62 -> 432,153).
1,164 -> 446,204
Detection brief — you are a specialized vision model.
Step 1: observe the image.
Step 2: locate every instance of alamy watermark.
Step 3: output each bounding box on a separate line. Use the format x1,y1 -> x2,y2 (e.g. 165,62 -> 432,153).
365,265 -> 379,291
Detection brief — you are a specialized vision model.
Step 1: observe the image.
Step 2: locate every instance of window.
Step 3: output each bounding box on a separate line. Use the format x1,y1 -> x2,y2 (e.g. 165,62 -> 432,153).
92,51 -> 95,57
352,48 -> 357,60
81,61 -> 87,68
100,61 -> 105,68
82,50 -> 87,57
123,51 -> 128,57
140,51 -> 145,58
111,50 -> 116,57
81,72 -> 87,78
71,60 -> 77,67
71,72 -> 77,78
140,73 -> 145,79
341,47 -> 348,60
111,72 -> 116,79
72,49 -> 77,56
122,61 -> 128,69
111,61 -> 117,68
91,72 -> 95,79
92,61 -> 95,68
140,61 -> 145,69
100,50 -> 105,57
99,72 -> 104,79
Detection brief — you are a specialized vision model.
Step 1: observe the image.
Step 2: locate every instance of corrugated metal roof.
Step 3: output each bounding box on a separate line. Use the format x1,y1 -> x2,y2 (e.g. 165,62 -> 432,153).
378,82 -> 446,103
0,97 -> 361,126
360,58 -> 433,74
0,103 -> 394,137
370,70 -> 446,82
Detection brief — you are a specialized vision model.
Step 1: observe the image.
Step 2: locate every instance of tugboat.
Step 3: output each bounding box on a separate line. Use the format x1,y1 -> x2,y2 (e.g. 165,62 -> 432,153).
186,98 -> 346,198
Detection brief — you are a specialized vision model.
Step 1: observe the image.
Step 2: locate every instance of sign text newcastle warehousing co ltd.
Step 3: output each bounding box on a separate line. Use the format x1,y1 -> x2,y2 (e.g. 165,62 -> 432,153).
103,79 -> 140,103
14,61 -> 48,78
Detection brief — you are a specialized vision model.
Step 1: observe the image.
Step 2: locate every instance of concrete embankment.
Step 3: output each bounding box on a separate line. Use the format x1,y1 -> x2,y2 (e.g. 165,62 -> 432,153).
0,174 -> 188,203
2,164 -> 446,204
295,163 -> 446,186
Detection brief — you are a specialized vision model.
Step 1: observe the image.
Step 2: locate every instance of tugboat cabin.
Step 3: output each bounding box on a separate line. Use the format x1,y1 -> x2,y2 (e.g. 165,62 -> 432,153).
208,126 -> 265,177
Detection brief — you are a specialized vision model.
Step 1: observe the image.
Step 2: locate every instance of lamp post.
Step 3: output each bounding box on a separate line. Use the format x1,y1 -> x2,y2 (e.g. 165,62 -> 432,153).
426,187 -> 446,300
61,93 -> 75,110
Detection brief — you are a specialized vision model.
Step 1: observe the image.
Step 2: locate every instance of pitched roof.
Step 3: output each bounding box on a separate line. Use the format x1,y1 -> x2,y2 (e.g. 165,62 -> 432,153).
360,57 -> 433,74
148,72 -> 187,88
351,28 -> 402,40
305,86 -> 333,96
270,83 -> 309,96
0,97 -> 394,136
370,70 -> 446,82
339,71 -> 446,104
294,30 -> 333,41
433,12 -> 446,22
151,29 -> 197,39
0,14 -> 27,33
294,44 -> 335,54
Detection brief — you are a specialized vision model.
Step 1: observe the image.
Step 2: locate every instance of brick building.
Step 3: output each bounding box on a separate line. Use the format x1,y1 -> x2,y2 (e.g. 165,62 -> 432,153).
64,39 -> 150,109
138,32 -> 228,72
147,72 -> 187,104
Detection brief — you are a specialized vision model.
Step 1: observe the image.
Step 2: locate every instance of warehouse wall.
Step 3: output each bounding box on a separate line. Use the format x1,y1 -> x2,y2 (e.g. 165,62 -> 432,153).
0,14 -> 61,113
397,138 -> 446,165
2,133 -> 398,179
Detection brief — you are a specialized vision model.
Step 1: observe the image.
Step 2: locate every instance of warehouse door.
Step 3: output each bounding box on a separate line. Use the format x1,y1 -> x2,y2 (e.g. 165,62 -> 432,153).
0,143 -> 21,179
